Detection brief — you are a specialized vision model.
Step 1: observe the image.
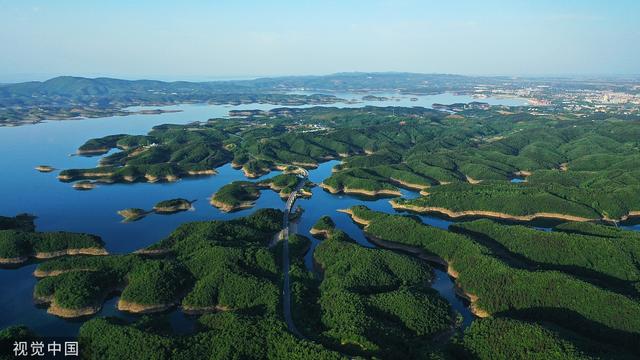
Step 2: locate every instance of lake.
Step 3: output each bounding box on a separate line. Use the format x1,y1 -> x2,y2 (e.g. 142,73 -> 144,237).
0,93 -> 630,336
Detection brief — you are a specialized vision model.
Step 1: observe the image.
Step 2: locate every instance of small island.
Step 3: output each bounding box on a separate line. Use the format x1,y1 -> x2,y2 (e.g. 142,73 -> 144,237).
362,95 -> 390,101
152,198 -> 193,214
309,216 -> 335,238
0,214 -> 107,266
31,209 -> 283,319
211,181 -> 261,212
35,165 -> 55,173
211,174 -> 311,212
72,181 -> 96,190
117,208 -> 149,222
117,199 -> 194,222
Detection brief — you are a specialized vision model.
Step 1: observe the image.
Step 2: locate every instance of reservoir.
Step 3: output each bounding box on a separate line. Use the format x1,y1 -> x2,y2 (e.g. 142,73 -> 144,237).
0,93 -> 621,336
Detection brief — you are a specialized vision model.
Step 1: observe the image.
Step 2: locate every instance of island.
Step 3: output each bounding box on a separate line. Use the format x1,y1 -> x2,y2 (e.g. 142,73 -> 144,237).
362,95 -> 390,101
309,216 -> 335,238
341,205 -> 640,356
117,199 -> 194,222
34,165 -> 54,173
211,174 -> 312,212
152,198 -> 193,214
31,209 -> 283,319
0,214 -> 107,266
117,208 -> 149,222
210,181 -> 261,212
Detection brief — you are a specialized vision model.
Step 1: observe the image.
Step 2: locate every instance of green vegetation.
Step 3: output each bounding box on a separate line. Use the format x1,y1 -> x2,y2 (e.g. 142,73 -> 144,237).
310,216 -> 336,238
259,173 -> 304,197
0,214 -> 35,232
7,99 -> 640,355
457,318 -> 623,360
33,209 -> 283,316
283,234 -> 323,339
59,122 -> 242,183
78,134 -> 127,154
0,220 -> 105,263
0,75 -> 345,125
346,206 -> 640,355
120,261 -> 192,306
313,230 -> 453,357
453,219 -> 640,295
211,173 -> 305,212
322,168 -> 403,195
393,181 -> 603,219
56,105 -> 640,222
153,198 -> 192,213
28,210 -> 349,358
78,312 -> 344,360
312,216 -> 335,233
59,106 -> 449,185
0,326 -> 35,360
118,199 -> 193,222
211,181 -> 261,212
555,221 -> 640,239
35,270 -> 118,310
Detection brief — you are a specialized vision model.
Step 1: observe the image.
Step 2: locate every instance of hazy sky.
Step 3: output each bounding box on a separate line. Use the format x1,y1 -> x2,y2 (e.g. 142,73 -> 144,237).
1,0 -> 639,82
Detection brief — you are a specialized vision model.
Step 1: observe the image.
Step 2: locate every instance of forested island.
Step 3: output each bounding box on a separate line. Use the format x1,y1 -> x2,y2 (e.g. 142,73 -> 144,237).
117,198 -> 193,222
211,174 -> 312,212
56,104 -> 640,222
0,214 -> 107,266
340,206 -> 640,358
4,207 -> 638,358
4,85 -> 640,358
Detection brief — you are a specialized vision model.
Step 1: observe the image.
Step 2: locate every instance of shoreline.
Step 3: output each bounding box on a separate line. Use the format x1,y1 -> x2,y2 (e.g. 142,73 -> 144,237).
309,227 -> 332,238
320,182 -> 401,197
2,247 -> 107,266
34,247 -> 108,260
0,256 -> 29,265
153,201 -> 193,214
33,268 -> 94,278
117,299 -> 176,314
389,201 -> 597,222
210,198 -> 255,212
388,177 -> 430,191
1,108 -> 184,128
35,165 -> 55,173
117,208 -> 150,222
338,208 -> 489,318
34,285 -> 121,318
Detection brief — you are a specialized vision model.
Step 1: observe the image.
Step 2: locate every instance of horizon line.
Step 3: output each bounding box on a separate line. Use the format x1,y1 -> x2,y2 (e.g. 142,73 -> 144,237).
2,71 -> 640,84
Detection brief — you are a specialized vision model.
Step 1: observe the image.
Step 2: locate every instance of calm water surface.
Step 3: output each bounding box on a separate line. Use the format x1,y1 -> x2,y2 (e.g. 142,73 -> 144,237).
0,94 -> 580,336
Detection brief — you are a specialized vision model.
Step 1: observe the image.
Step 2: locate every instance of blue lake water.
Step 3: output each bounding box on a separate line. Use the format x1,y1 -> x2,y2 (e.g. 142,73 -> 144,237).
0,93 -> 613,337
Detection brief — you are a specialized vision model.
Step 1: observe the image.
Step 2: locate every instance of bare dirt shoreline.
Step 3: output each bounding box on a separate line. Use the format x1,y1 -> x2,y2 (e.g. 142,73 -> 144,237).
389,201 -> 598,222
320,182 -> 401,197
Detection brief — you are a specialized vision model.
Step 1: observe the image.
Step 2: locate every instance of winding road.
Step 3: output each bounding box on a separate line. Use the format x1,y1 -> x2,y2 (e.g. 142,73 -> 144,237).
281,171 -> 307,338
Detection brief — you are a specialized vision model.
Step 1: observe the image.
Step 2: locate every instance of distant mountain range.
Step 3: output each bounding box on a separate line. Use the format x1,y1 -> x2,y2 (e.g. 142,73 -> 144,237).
1,72 -> 635,125
0,72 -> 483,104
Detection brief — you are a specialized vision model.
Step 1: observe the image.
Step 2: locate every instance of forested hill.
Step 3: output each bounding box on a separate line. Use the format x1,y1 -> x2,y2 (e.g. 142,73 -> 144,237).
0,76 -> 344,108
0,72 -> 490,125
0,72 -> 481,102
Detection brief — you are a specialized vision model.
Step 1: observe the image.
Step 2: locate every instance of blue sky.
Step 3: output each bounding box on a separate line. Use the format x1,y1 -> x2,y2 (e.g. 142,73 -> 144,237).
0,0 -> 638,81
